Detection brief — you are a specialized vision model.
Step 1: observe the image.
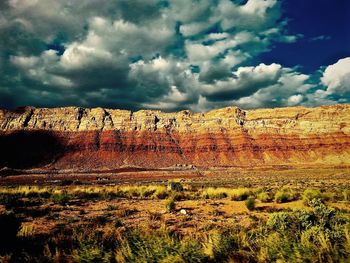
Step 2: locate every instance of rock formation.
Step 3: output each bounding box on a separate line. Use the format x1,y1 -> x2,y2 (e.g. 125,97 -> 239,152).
0,104 -> 349,170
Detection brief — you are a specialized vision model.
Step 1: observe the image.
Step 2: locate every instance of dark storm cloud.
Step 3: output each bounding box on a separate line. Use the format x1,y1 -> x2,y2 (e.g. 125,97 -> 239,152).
202,63 -> 283,101
0,0 -> 349,111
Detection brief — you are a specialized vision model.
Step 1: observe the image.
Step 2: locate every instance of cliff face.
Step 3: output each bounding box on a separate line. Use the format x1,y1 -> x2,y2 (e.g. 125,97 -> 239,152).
0,105 -> 350,170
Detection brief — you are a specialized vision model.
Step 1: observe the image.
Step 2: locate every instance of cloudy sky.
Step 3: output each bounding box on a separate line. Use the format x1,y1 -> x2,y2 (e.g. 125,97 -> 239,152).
0,0 -> 349,111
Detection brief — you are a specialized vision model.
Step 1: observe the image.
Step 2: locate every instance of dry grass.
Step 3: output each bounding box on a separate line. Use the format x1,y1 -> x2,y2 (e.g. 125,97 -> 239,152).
1,167 -> 350,262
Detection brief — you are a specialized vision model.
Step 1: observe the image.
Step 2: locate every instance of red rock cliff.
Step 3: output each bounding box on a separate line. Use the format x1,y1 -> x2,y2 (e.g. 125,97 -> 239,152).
0,105 -> 349,170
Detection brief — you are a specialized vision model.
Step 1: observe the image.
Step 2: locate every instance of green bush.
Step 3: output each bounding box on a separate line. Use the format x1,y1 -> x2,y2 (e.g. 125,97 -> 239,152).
72,243 -> 111,263
51,191 -> 70,205
274,188 -> 296,203
245,197 -> 256,211
257,192 -> 272,203
230,188 -> 251,201
113,218 -> 123,228
172,192 -> 191,201
165,198 -> 176,212
267,212 -> 294,232
302,188 -> 323,205
148,211 -> 163,221
343,188 -> 350,201
153,188 -> 169,199
167,181 -> 184,192
202,230 -> 238,261
115,229 -> 207,263
263,199 -> 349,262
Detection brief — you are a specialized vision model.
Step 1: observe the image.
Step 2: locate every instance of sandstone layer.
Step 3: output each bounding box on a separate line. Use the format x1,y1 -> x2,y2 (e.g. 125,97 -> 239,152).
0,105 -> 350,170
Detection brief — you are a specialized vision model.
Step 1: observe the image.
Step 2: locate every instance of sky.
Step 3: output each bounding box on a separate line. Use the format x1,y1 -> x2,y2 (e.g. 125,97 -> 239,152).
0,0 -> 349,111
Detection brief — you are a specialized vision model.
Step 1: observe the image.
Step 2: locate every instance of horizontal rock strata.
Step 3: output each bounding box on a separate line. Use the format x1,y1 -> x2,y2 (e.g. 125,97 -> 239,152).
0,105 -> 349,170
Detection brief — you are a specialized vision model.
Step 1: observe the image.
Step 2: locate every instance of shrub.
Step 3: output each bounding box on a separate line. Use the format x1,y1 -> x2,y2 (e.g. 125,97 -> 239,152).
72,243 -> 112,263
178,239 -> 207,262
267,212 -> 295,232
116,208 -> 138,218
167,181 -> 184,192
51,191 -> 70,205
201,188 -> 228,199
115,229 -> 207,263
165,198 -> 176,212
154,190 -> 168,199
245,197 -> 256,211
274,188 -> 295,203
257,192 -> 272,203
230,188 -> 251,201
302,189 -> 323,205
172,192 -> 191,201
203,230 -> 237,261
141,188 -> 157,198
343,188 -> 350,202
148,211 -> 163,221
17,222 -> 36,238
263,200 -> 350,262
113,219 -> 123,228
199,187 -> 252,200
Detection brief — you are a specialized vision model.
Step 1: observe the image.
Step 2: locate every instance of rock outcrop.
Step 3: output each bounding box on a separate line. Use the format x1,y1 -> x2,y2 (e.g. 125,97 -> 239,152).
0,104 -> 349,170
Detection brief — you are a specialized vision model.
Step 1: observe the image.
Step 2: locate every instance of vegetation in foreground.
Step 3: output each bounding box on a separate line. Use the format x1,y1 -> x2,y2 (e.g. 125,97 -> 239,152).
0,181 -> 350,262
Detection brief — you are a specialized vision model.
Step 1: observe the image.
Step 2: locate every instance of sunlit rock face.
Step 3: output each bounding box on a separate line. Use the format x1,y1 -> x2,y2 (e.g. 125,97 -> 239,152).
0,105 -> 350,170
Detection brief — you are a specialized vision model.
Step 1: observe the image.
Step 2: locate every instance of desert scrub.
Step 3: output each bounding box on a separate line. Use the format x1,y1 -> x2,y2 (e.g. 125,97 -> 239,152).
148,211 -> 163,221
51,190 -> 70,205
116,208 -> 138,218
201,187 -> 228,199
172,192 -> 192,201
115,229 -> 207,263
0,186 -> 52,198
167,181 -> 184,192
302,188 -> 328,205
262,199 -> 350,262
199,187 -> 252,200
274,188 -> 296,203
67,185 -> 168,200
111,185 -> 166,199
257,192 -> 272,203
72,243 -> 112,263
245,197 -> 256,211
230,188 -> 252,201
343,188 -> 350,201
202,229 -> 245,262
153,187 -> 169,199
17,222 -> 36,238
2,201 -> 350,263
165,198 -> 176,212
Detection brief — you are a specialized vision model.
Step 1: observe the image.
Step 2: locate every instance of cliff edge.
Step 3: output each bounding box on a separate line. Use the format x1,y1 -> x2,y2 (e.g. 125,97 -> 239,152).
0,104 -> 349,170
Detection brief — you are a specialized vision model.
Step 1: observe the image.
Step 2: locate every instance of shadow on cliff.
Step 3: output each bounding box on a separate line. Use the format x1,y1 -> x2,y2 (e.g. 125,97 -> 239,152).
0,131 -> 64,170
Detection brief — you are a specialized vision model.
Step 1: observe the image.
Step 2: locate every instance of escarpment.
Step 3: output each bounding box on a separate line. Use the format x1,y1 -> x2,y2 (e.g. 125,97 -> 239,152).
0,105 -> 350,170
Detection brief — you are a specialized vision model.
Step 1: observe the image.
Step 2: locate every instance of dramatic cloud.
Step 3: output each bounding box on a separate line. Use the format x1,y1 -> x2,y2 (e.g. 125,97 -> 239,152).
194,65 -> 313,110
0,0 -> 348,111
321,57 -> 350,96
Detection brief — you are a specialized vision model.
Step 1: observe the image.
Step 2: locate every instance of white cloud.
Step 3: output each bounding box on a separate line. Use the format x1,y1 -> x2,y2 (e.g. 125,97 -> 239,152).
287,94 -> 303,106
321,57 -> 350,95
218,0 -> 280,31
233,68 -> 313,108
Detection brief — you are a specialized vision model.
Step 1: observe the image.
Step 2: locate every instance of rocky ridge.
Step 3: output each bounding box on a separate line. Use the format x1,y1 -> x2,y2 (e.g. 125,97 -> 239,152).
0,104 -> 349,170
